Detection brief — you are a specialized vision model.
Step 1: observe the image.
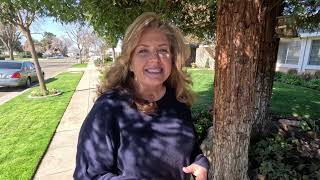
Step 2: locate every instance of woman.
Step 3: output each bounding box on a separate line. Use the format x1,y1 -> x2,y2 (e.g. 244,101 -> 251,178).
74,12 -> 209,180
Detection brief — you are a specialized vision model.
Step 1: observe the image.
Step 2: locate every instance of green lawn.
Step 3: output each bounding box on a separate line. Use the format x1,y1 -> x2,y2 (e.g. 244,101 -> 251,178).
72,63 -> 88,68
0,72 -> 83,180
188,69 -> 214,112
189,69 -> 320,119
271,82 -> 320,119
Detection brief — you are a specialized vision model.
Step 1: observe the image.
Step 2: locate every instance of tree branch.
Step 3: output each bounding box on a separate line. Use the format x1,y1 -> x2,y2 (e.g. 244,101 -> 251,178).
17,10 -> 25,27
26,12 -> 35,28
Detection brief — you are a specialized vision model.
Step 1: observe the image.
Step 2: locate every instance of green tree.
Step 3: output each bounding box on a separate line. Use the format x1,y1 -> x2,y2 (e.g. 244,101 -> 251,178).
0,0 -> 79,95
40,31 -> 56,52
284,0 -> 320,30
79,0 -> 216,47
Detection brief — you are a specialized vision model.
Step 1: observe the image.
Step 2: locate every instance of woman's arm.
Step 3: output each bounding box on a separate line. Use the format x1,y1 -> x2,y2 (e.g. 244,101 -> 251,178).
74,97 -> 131,180
182,108 -> 209,180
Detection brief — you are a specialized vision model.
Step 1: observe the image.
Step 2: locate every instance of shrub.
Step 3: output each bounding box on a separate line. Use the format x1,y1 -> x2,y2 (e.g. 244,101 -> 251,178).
94,58 -> 102,67
37,52 -> 43,58
192,110 -> 213,141
0,56 -> 5,60
17,52 -> 32,58
104,56 -> 113,62
314,70 -> 320,79
280,74 -> 305,86
304,79 -> 320,91
287,69 -> 298,75
301,73 -> 313,81
249,131 -> 320,179
274,71 -> 285,81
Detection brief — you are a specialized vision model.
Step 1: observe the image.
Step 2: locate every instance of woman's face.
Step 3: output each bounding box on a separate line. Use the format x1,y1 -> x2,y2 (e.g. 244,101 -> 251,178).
130,28 -> 172,90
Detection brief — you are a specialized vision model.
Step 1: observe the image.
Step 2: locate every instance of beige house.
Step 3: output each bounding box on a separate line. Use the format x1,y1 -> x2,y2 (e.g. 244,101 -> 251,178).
276,31 -> 320,74
194,45 -> 215,69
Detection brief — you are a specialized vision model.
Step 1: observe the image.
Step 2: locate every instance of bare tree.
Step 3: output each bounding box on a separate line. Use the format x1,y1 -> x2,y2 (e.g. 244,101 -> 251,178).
65,23 -> 92,63
0,23 -> 20,60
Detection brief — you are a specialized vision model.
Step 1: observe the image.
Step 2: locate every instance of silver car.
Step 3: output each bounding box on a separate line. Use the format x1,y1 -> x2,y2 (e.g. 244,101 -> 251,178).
0,60 -> 44,87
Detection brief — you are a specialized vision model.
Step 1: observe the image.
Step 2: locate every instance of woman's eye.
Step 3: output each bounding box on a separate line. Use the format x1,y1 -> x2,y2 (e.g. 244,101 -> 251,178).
158,49 -> 169,53
138,49 -> 148,54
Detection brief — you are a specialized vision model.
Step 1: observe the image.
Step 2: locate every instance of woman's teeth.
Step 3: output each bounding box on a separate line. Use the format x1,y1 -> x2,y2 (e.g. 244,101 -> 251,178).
145,68 -> 162,73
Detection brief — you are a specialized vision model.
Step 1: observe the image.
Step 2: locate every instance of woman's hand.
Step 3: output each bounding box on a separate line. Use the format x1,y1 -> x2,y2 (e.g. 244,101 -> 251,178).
182,164 -> 207,180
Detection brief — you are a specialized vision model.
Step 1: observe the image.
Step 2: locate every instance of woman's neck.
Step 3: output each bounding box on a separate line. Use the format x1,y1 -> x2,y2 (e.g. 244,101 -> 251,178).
134,83 -> 166,102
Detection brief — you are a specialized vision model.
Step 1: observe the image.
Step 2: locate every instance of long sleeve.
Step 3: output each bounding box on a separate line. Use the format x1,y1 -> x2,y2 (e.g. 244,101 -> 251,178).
74,97 -> 125,180
189,111 -> 210,171
190,140 -> 210,171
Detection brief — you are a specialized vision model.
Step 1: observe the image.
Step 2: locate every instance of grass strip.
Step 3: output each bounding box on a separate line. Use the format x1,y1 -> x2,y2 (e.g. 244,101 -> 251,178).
72,63 -> 88,68
0,72 -> 83,180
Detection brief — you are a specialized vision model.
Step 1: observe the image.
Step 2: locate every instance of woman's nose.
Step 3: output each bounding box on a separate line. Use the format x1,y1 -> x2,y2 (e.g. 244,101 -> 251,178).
148,51 -> 161,61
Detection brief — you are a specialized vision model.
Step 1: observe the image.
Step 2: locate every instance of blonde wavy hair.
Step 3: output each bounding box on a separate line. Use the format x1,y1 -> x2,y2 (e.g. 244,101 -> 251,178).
97,12 -> 194,107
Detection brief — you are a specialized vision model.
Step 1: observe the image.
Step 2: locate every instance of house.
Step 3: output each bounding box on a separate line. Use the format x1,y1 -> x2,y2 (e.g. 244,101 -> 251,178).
195,45 -> 215,69
276,31 -> 320,74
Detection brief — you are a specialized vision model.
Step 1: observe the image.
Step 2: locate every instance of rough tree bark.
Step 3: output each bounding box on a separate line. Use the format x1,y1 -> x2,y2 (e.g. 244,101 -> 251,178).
213,0 -> 281,179
251,1 -> 282,138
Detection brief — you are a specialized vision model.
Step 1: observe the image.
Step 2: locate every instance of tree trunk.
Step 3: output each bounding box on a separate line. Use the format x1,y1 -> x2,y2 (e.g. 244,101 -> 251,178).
251,2 -> 282,138
212,0 -> 281,179
78,46 -> 82,64
112,47 -> 116,62
22,28 -> 47,94
9,46 -> 14,60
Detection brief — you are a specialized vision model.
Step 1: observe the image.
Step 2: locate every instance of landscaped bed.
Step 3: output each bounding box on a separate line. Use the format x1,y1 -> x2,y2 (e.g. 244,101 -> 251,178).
188,68 -> 320,179
0,72 -> 83,180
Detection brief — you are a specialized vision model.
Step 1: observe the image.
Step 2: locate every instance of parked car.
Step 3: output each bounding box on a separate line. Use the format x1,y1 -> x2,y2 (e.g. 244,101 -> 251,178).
0,60 -> 44,88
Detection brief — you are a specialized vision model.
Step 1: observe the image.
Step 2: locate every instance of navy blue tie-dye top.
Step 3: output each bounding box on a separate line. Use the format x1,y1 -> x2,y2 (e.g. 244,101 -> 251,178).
74,88 -> 209,180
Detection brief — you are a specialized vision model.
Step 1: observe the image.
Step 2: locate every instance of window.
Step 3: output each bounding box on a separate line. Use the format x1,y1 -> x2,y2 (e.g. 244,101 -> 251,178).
277,40 -> 301,65
0,62 -> 22,69
308,40 -> 320,65
27,62 -> 35,70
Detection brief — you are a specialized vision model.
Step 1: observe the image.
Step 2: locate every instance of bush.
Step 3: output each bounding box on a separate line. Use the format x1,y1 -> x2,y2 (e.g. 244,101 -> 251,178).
17,52 -> 32,58
279,74 -> 305,86
305,79 -> 320,91
37,52 -> 43,58
192,110 -> 213,141
301,73 -> 313,81
0,56 -> 5,60
274,71 -> 320,91
274,71 -> 285,81
287,69 -> 298,75
104,56 -> 113,62
314,70 -> 320,79
249,131 -> 320,179
94,57 -> 113,67
94,58 -> 103,67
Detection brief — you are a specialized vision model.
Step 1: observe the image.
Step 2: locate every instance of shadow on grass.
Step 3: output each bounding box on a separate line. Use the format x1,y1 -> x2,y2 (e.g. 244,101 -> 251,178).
192,83 -> 214,114
271,82 -> 320,121
44,77 -> 57,84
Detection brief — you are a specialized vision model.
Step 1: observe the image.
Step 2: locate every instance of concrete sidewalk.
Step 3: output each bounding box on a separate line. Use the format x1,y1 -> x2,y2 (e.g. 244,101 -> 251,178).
33,60 -> 100,180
